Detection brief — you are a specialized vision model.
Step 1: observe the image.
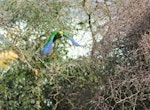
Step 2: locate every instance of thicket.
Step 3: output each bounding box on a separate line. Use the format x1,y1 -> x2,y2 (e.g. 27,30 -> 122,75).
0,0 -> 149,110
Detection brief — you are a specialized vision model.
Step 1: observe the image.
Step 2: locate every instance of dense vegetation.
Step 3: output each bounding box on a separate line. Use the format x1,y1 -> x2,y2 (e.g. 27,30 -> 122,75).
0,0 -> 149,110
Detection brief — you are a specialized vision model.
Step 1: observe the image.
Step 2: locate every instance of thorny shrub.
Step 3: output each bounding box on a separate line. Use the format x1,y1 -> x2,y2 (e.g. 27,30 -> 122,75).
90,0 -> 150,110
0,0 -> 150,110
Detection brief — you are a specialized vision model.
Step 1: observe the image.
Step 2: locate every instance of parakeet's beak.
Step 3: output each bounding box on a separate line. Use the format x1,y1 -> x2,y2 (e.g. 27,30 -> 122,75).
59,31 -> 63,37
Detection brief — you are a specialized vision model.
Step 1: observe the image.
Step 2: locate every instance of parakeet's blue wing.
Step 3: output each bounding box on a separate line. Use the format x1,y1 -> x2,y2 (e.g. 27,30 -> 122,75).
41,41 -> 53,56
41,35 -> 55,56
63,33 -> 80,46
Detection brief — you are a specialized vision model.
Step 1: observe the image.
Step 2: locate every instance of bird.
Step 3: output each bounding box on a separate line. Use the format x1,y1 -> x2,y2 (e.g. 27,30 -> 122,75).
41,30 -> 80,56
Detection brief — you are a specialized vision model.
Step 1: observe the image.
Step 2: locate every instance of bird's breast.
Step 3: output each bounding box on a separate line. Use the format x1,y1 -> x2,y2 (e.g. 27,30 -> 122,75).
53,35 -> 62,42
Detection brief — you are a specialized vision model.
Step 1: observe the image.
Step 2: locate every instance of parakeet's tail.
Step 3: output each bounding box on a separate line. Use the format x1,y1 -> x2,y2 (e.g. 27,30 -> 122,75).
41,41 -> 53,56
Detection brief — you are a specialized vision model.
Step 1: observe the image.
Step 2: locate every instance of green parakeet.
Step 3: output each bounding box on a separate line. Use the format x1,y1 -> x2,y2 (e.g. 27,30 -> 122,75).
41,30 -> 80,56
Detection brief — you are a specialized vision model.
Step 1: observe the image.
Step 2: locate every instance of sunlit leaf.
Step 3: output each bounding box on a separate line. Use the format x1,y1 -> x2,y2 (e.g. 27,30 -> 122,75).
0,50 -> 18,68
32,68 -> 39,76
6,32 -> 11,37
13,29 -> 17,33
51,52 -> 57,60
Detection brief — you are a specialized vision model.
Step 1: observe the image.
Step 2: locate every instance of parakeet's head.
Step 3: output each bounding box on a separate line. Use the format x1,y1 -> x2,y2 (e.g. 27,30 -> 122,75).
59,31 -> 63,37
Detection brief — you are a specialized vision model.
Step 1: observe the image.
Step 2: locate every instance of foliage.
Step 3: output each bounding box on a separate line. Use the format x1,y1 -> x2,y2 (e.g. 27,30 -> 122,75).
0,0 -> 150,110
0,50 -> 18,68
